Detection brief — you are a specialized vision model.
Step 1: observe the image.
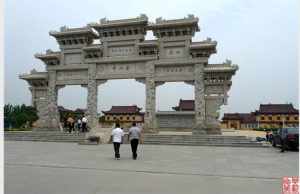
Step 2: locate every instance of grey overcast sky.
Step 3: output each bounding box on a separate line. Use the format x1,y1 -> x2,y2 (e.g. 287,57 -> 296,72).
5,0 -> 299,116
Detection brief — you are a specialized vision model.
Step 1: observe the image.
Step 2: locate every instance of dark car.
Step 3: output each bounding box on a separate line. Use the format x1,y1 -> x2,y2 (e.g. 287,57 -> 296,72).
272,127 -> 299,150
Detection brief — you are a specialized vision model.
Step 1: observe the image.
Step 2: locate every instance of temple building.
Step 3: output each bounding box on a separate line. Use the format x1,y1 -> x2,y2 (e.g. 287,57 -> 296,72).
172,99 -> 195,111
255,104 -> 298,128
101,105 -> 144,129
221,113 -> 257,130
221,103 -> 299,130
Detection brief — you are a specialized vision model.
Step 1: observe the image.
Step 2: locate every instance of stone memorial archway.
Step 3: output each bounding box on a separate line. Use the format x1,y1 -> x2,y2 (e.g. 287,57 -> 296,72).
20,14 -> 238,134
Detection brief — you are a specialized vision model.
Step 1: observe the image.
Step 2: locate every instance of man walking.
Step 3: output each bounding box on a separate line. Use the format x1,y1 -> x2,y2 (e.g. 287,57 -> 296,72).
128,122 -> 142,160
111,123 -> 124,160
81,116 -> 88,133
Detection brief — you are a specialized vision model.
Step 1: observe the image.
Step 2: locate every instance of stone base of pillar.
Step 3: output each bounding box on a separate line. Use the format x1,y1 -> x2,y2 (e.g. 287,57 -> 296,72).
143,128 -> 159,134
192,122 -> 221,135
33,119 -> 61,131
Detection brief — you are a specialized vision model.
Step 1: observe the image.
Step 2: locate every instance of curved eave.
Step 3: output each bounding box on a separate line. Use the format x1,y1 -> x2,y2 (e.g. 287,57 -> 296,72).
190,42 -> 217,50
204,65 -> 239,73
35,53 -> 60,60
49,28 -> 99,39
19,73 -> 48,80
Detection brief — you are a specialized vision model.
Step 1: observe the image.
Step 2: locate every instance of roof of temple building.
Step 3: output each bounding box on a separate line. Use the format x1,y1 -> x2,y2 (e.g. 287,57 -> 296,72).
172,99 -> 195,111
58,106 -> 87,113
222,113 -> 256,124
102,105 -> 143,114
256,104 -> 298,114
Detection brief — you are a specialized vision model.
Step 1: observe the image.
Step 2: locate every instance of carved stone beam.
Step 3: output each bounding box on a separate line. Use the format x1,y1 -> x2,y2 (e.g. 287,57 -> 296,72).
184,81 -> 194,86
135,78 -> 146,84
96,79 -> 107,86
56,85 -> 66,91
155,81 -> 165,87
81,84 -> 88,88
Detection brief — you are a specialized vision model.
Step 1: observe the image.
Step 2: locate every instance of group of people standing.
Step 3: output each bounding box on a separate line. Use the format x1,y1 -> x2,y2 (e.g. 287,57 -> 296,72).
111,122 -> 142,160
66,115 -> 88,133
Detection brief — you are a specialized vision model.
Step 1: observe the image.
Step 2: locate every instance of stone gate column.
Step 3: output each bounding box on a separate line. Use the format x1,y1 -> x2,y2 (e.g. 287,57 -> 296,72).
84,64 -> 98,129
144,61 -> 157,133
85,79 -> 98,128
144,77 -> 156,133
46,70 -> 60,129
193,63 -> 206,134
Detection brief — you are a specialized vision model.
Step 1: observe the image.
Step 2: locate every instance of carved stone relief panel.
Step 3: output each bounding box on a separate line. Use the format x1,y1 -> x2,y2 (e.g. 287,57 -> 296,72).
205,97 -> 224,125
64,53 -> 82,64
205,85 -> 224,95
108,46 -> 135,57
56,70 -> 88,81
155,65 -> 194,77
96,63 -> 146,76
35,89 -> 47,99
165,47 -> 184,58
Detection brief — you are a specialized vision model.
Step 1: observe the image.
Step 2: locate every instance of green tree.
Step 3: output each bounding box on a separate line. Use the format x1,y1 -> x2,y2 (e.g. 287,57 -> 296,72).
4,104 -> 38,129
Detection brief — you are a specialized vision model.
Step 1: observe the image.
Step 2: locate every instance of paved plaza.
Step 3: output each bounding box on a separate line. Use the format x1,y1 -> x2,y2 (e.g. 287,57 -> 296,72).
5,141 -> 299,194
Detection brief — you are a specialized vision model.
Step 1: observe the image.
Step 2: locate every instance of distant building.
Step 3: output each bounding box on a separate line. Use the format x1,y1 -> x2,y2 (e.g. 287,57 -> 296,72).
101,105 -> 144,128
221,103 -> 299,130
255,104 -> 298,128
221,113 -> 257,130
172,99 -> 195,111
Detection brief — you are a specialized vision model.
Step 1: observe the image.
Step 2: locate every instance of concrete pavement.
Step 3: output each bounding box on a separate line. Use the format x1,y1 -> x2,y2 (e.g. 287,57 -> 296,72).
5,141 -> 299,194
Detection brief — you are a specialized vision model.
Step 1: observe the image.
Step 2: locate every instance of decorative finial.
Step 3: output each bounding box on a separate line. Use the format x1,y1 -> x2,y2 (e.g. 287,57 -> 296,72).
156,17 -> 163,23
46,49 -> 53,54
187,14 -> 195,19
140,14 -> 148,20
100,17 -> 107,24
206,37 -> 212,42
60,25 -> 68,32
225,59 -> 232,65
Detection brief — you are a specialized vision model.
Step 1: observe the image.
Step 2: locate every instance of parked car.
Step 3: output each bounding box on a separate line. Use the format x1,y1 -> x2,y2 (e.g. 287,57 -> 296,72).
272,127 -> 299,150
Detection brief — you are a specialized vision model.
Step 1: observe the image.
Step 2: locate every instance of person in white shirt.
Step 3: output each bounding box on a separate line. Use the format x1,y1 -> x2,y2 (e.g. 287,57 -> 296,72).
81,116 -> 88,133
76,118 -> 82,134
111,123 -> 124,160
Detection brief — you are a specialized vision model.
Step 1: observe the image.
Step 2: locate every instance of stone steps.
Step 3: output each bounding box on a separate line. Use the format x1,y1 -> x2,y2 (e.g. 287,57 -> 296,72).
143,134 -> 265,147
4,131 -> 85,143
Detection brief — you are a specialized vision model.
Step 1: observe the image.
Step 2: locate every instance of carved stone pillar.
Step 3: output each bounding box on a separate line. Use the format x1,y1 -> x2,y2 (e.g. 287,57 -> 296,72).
144,77 -> 156,132
82,79 -> 106,129
29,87 -> 35,107
144,62 -> 157,133
84,64 -> 98,129
46,70 -> 60,130
193,63 -> 206,134
84,79 -> 98,128
84,64 -> 107,129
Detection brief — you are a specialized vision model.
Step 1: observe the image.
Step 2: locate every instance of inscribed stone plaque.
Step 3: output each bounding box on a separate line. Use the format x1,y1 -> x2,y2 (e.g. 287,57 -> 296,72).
64,53 -> 81,64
